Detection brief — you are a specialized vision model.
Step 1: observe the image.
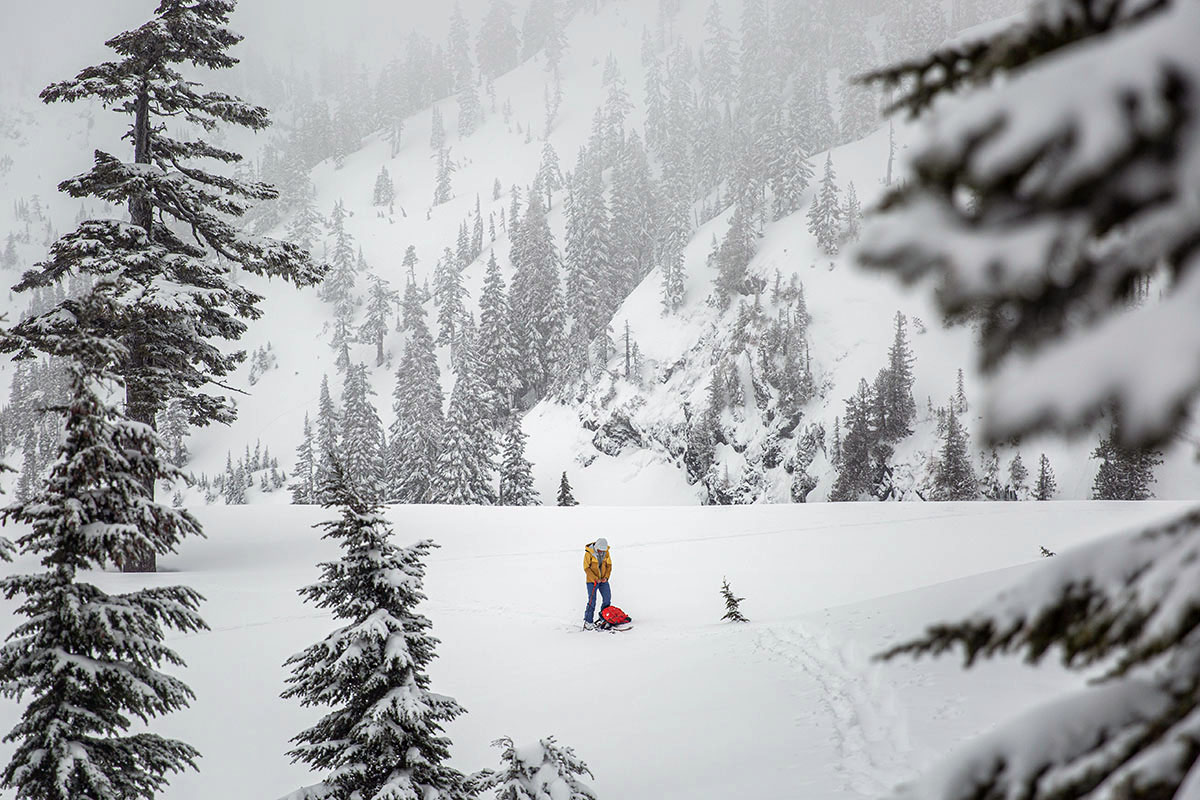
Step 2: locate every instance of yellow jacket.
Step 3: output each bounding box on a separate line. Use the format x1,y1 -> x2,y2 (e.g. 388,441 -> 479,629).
584,544 -> 612,583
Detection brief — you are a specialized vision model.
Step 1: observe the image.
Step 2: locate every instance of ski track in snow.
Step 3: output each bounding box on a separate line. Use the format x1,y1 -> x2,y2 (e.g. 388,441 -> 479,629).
757,624 -> 914,798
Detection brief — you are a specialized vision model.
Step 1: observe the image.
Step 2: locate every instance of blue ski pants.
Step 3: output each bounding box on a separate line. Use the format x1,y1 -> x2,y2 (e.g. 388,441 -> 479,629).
585,581 -> 611,624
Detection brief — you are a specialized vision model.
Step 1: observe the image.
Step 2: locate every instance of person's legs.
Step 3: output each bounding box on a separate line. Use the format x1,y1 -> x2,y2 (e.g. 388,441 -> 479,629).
598,581 -> 611,613
584,582 -> 598,624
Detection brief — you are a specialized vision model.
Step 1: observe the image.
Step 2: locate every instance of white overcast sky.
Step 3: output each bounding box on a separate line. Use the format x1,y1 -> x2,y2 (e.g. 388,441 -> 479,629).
1,0 -> 498,96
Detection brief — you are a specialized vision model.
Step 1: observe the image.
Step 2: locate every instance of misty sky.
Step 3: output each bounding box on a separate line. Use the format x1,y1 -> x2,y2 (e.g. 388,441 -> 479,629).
0,0 -> 498,97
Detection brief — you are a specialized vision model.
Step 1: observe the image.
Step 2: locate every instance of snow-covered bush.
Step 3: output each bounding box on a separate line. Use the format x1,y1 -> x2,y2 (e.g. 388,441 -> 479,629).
474,736 -> 597,800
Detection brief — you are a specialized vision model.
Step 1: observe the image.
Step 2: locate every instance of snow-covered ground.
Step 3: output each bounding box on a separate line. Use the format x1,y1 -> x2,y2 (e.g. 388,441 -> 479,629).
0,501 -> 1183,799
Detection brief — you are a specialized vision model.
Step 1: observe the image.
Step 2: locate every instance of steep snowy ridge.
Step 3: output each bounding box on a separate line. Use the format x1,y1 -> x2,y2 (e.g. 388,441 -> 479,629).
2,0 -> 1198,504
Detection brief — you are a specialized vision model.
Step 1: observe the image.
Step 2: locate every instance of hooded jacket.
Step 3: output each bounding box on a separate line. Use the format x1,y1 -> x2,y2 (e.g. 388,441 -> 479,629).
584,543 -> 612,583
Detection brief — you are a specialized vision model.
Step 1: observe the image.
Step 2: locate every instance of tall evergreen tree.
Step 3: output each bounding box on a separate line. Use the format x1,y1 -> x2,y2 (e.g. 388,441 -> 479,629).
509,190 -> 563,399
713,202 -> 757,308
879,312 -> 917,442
1092,424 -> 1162,501
537,141 -> 564,209
158,397 -> 190,467
1006,452 -> 1029,500
557,471 -> 578,506
979,448 -> 1003,500
1034,453 -> 1057,501
769,95 -> 814,220
389,297 -> 444,504
372,165 -> 395,207
430,105 -> 446,152
320,200 -> 357,324
657,146 -> 692,314
7,0 -> 326,571
458,80 -> 481,137
807,153 -> 842,255
290,412 -> 316,504
434,249 -> 467,348
339,364 -> 386,503
563,155 -> 611,343
829,379 -> 887,501
314,375 -> 341,503
431,337 -> 497,505
522,0 -> 566,70
0,288 -> 206,799
477,0 -> 520,78
609,131 -> 657,298
702,0 -> 736,110
282,466 -> 470,800
434,147 -> 455,206
498,419 -> 538,506
477,252 -> 521,420
933,407 -> 978,500
447,2 -> 474,90
359,275 -> 398,367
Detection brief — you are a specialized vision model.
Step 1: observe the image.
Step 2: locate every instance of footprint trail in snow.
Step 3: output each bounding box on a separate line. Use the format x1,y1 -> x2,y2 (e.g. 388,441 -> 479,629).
757,625 -> 915,798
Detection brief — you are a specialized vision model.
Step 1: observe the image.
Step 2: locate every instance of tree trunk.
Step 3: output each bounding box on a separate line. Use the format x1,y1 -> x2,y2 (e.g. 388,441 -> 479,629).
124,84 -> 158,574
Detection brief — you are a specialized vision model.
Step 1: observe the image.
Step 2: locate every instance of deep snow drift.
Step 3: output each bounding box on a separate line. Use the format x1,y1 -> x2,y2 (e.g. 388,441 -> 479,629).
0,501 -> 1182,799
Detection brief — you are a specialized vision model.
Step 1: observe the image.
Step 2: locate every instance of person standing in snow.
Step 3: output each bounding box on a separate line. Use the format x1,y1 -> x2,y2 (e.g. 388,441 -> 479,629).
583,538 -> 612,630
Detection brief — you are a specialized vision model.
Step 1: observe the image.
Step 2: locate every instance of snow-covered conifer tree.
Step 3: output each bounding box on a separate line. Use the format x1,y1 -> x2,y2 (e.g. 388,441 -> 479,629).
702,0 -> 736,110
1006,452 -> 1029,500
509,189 -> 563,399
564,155 -> 611,343
339,364 -> 386,503
359,275 -> 398,367
979,449 -> 1003,500
320,201 -> 357,324
1034,453 -> 1057,501
434,147 -> 455,205
720,578 -> 749,623
372,165 -> 395,207
475,736 -> 596,800
458,80 -> 481,137
431,336 -> 497,505
447,2 -> 474,90
806,153 -> 841,255
713,202 -> 757,308
282,465 -> 470,800
879,312 -> 916,442
862,2 -> 1200,794
314,375 -> 341,503
290,412 -> 316,504
6,0 -> 325,571
609,131 -> 657,298
477,0 -> 520,78
537,141 -> 564,209
498,419 -> 538,506
389,294 -> 444,504
829,380 -> 885,501
769,94 -> 814,220
478,252 -> 522,420
557,472 -> 578,506
0,287 -> 206,799
434,248 -> 467,348
933,407 -> 978,501
430,104 -> 446,151
1092,423 -> 1162,501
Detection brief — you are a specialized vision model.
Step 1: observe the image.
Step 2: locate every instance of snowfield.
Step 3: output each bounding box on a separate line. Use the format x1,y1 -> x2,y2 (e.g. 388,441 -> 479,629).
0,501 -> 1184,800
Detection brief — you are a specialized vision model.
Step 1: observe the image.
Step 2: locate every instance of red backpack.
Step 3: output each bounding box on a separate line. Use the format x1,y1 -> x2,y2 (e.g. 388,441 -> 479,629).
599,606 -> 631,627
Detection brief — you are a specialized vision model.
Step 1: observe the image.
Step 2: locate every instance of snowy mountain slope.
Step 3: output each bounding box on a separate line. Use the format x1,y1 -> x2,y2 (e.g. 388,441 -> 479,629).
2,0 -> 1199,504
0,500 -> 1178,799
